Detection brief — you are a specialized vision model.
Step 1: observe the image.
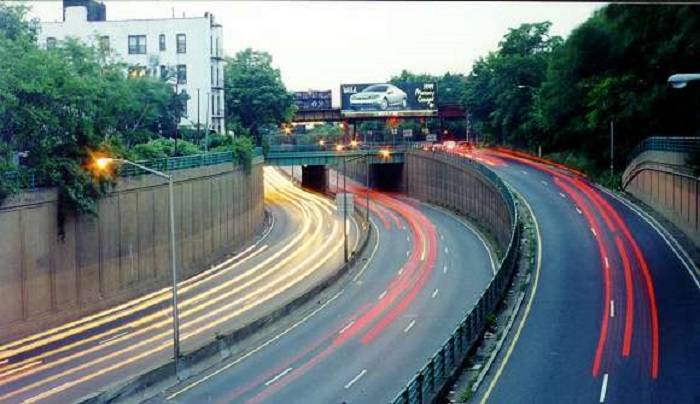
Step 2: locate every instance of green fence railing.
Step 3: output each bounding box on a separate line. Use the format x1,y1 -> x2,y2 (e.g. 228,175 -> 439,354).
390,149 -> 520,404
626,136 -> 700,164
4,148 -> 263,191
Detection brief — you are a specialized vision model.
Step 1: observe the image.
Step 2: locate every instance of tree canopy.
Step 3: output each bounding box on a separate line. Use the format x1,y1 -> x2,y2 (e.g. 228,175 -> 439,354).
224,48 -> 295,144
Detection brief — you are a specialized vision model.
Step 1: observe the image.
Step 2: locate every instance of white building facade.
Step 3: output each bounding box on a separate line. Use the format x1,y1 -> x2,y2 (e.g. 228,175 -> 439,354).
38,6 -> 226,134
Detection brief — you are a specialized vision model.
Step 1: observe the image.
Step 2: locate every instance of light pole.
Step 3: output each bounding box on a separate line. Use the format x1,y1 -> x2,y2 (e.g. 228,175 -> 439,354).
94,157 -> 182,377
338,148 -> 386,261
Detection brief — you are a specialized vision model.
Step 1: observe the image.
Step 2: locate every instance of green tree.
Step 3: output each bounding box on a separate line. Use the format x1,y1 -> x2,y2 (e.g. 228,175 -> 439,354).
224,48 -> 295,144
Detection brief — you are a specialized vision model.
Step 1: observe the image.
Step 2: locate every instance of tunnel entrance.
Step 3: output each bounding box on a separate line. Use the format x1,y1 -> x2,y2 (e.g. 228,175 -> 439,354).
301,165 -> 328,193
370,163 -> 404,192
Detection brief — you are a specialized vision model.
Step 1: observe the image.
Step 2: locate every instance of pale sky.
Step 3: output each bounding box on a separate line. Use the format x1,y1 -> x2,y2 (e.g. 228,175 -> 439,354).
26,1 -> 604,106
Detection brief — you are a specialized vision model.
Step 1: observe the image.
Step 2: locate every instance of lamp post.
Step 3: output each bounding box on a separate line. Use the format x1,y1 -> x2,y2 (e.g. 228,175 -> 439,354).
338,148 -> 387,262
94,157 -> 182,377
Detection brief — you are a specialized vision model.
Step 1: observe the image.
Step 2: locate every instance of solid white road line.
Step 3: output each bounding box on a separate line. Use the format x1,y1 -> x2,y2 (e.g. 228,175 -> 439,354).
338,321 -> 355,335
403,320 -> 416,333
597,186 -> 700,292
265,367 -> 293,387
431,289 -> 439,299
166,290 -> 345,399
344,369 -> 367,389
599,373 -> 609,403
610,300 -> 615,318
378,290 -> 387,300
98,331 -> 129,345
352,219 -> 380,283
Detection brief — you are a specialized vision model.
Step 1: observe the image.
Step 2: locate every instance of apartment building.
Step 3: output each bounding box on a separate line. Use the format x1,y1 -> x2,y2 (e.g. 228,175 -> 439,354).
38,2 -> 226,133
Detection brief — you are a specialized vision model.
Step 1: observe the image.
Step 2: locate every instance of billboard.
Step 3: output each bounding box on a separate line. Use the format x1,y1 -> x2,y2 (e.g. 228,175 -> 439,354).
293,90 -> 332,111
340,82 -> 437,118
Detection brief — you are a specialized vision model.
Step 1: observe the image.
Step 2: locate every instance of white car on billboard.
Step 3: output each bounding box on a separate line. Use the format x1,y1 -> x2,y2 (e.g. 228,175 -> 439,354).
349,84 -> 407,110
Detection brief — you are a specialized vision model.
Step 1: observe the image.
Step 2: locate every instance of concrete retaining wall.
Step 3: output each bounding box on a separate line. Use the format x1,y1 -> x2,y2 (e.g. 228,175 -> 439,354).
402,151 -> 514,253
0,160 -> 264,343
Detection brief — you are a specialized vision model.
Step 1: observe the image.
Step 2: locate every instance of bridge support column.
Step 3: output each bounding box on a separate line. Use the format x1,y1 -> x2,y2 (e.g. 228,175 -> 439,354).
301,165 -> 328,193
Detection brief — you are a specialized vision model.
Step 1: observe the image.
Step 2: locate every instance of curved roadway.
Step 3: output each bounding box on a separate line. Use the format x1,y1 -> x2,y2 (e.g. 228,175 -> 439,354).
468,148 -> 700,404
0,167 -> 357,403
159,175 -> 496,404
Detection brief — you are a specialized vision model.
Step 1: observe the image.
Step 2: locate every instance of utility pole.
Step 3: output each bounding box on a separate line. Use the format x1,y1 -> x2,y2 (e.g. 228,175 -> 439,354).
610,120 -> 614,178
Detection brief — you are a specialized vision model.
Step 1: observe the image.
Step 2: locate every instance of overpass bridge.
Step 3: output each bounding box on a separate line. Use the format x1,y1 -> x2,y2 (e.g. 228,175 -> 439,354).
265,144 -> 407,192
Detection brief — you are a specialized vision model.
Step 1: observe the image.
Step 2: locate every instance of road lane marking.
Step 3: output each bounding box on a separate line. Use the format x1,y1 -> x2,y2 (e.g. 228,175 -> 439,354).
398,267 -> 404,275
378,290 -> 387,300
407,235 -> 410,241
480,186 -> 542,404
541,180 -> 548,186
440,234 -> 444,240
431,289 -> 439,299
604,257 -> 609,268
98,331 -> 129,345
444,247 -> 449,254
559,192 -> 566,198
352,219 -> 380,283
404,320 -> 416,333
598,186 -> 700,292
591,227 -> 597,237
599,373 -> 609,402
0,361 -> 42,379
443,265 -> 448,274
344,369 -> 367,389
338,321 -> 355,335
265,367 -> 293,386
406,250 -> 410,257
166,289 -> 345,399
521,170 -> 527,175
576,207 -> 583,215
610,301 -> 615,318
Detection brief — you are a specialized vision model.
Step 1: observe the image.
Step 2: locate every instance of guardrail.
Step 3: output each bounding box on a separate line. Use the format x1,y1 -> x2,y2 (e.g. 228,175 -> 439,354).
391,149 -> 520,404
3,148 -> 263,191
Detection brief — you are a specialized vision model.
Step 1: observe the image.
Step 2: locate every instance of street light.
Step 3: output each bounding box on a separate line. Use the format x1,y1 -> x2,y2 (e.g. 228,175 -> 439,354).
93,157 -> 182,378
350,140 -> 359,148
335,144 -> 344,152
379,148 -> 391,159
668,73 -> 700,89
339,151 -> 372,262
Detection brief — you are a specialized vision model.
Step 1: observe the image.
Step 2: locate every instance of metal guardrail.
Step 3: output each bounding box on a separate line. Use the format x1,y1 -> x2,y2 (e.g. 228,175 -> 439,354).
390,149 -> 520,404
4,148 -> 263,191
626,136 -> 700,164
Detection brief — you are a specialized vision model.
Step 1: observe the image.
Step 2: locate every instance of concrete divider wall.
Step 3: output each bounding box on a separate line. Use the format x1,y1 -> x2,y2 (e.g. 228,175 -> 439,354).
0,160 -> 264,343
402,151 -> 514,252
624,161 -> 700,246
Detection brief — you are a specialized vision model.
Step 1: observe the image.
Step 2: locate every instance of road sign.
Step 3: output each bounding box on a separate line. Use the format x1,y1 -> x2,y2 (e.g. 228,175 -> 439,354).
426,134 -> 437,142
391,128 -> 398,135
403,129 -> 413,138
336,193 -> 354,215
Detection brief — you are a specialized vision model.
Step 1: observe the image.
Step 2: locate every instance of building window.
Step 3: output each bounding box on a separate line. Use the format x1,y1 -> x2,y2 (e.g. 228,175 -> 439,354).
99,35 -> 109,50
128,35 -> 146,54
46,37 -> 56,49
127,66 -> 147,78
159,34 -> 166,51
176,64 -> 187,84
176,33 -> 186,54
216,38 -> 220,57
216,67 -> 220,86
160,65 -> 167,79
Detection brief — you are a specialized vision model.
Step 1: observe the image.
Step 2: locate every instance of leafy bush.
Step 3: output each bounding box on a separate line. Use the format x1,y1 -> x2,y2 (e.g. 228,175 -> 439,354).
230,136 -> 255,172
131,138 -> 201,161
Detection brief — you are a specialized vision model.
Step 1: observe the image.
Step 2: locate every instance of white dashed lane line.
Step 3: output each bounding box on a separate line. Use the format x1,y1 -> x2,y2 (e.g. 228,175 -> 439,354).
344,369 -> 367,389
432,289 -> 439,299
403,320 -> 416,333
265,367 -> 293,387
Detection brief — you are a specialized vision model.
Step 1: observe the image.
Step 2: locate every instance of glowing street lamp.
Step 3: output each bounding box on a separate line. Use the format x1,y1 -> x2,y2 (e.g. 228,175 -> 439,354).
92,156 -> 182,378
350,140 -> 359,148
335,144 -> 344,152
319,139 -> 325,147
379,149 -> 391,159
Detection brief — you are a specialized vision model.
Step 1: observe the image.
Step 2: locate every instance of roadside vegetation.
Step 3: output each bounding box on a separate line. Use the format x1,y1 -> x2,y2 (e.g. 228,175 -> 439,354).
0,4 -> 265,229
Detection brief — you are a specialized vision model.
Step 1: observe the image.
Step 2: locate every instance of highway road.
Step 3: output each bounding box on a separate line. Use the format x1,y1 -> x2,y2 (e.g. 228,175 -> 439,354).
158,175 -> 497,404
466,148 -> 700,403
0,167 -> 358,403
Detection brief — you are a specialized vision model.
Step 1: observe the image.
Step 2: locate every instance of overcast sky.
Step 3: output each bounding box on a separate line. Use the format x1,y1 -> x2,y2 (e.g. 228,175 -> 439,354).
27,1 -> 604,104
